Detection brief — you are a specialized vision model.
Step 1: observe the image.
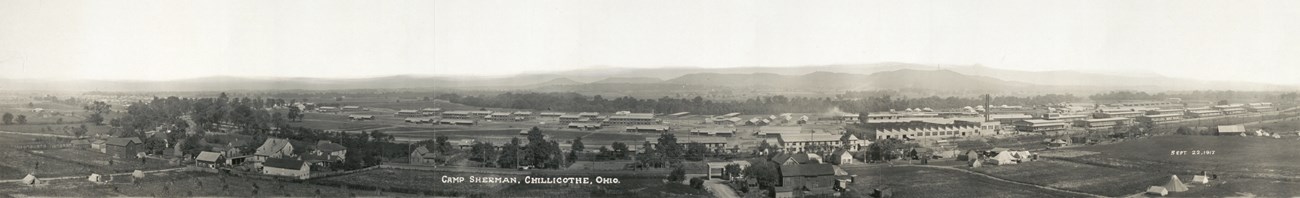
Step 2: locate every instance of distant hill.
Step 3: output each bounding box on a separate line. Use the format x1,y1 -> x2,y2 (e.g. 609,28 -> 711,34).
1,62 -> 1294,92
530,78 -> 584,87
661,69 -> 1032,92
590,77 -> 663,84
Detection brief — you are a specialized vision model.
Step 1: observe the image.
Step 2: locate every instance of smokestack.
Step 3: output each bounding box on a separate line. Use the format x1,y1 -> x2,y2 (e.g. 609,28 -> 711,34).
983,94 -> 991,122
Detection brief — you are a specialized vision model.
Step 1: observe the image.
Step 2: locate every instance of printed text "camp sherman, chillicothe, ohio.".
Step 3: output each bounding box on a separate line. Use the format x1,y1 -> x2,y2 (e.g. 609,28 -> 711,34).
441,175 -> 621,184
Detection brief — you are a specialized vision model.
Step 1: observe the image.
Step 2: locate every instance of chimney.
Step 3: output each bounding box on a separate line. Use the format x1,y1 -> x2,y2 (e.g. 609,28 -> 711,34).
983,94 -> 991,122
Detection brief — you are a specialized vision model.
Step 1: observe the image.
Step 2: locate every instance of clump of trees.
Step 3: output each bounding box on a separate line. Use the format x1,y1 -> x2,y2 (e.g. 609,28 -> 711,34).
742,159 -> 780,188
865,139 -> 917,162
495,127 -> 566,169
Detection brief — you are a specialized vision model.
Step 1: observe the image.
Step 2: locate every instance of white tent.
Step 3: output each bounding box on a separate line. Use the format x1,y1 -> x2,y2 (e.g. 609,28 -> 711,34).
988,152 -> 1017,165
1164,175 -> 1189,192
1146,186 -> 1168,196
132,170 -> 145,178
22,174 -> 39,185
1191,175 -> 1209,184
1012,151 -> 1033,162
88,173 -> 104,183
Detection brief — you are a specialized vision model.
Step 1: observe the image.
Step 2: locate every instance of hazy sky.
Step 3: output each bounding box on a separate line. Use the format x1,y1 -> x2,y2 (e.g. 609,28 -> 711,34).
1,0 -> 1298,84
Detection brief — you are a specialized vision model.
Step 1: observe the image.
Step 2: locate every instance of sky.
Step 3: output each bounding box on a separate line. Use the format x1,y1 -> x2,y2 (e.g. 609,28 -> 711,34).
1,0 -> 1298,84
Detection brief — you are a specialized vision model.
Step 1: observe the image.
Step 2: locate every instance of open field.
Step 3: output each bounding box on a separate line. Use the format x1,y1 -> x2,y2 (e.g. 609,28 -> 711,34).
333,99 -> 481,112
1153,176 -> 1300,197
392,129 -> 650,145
319,168 -> 519,196
33,148 -> 177,172
0,150 -> 96,178
0,123 -> 116,137
1071,135 -> 1300,179
8,171 -> 413,197
318,168 -> 706,197
286,120 -> 389,131
968,159 -> 1166,196
1247,119 -> 1300,134
842,166 -> 1082,198
494,177 -> 708,198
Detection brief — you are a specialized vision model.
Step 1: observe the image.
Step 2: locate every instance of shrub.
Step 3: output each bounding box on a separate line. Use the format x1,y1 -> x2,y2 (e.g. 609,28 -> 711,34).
668,167 -> 686,182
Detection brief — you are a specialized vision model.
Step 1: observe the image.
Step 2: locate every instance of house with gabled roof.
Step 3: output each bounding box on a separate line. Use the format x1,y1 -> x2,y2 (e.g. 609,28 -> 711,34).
105,137 -> 143,159
778,163 -> 840,197
311,140 -> 347,161
262,158 -> 310,179
195,151 -> 224,168
254,138 -> 296,164
410,146 -> 439,165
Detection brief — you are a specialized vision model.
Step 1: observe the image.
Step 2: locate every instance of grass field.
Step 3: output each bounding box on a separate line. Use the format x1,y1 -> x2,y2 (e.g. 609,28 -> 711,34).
1072,135 -> 1300,179
319,168 -> 519,196
968,159 -> 1166,196
393,129 -> 649,145
1163,176 -> 1300,197
286,120 -> 389,131
1248,119 -> 1300,133
334,99 -> 481,112
494,177 -> 709,198
842,166 -> 1081,198
320,168 -> 707,198
10,171 -> 412,197
34,148 -> 177,172
0,123 -> 116,137
0,150 -> 95,178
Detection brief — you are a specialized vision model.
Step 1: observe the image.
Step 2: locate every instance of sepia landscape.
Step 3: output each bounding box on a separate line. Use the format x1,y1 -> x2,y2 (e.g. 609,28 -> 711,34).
3,0 -> 1299,198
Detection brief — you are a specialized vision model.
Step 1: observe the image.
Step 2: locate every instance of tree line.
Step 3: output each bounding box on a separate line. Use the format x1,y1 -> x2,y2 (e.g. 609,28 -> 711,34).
435,92 -> 1083,115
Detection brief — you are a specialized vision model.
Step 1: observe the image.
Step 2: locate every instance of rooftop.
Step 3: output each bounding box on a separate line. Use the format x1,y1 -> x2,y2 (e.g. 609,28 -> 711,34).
780,164 -> 835,177
263,158 -> 306,169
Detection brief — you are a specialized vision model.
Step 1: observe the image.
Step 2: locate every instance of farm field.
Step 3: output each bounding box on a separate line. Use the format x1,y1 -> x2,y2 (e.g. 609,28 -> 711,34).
393,129 -> 650,144
842,166 -> 1081,198
318,168 -> 519,196
1071,135 -> 1300,178
321,167 -> 706,198
0,123 -> 116,137
1247,119 -> 1300,134
285,120 -> 389,131
968,159 -> 1166,196
9,171 -> 412,197
1155,176 -> 1300,197
333,99 -> 480,112
0,150 -> 96,178
494,177 -> 709,198
34,148 -> 177,172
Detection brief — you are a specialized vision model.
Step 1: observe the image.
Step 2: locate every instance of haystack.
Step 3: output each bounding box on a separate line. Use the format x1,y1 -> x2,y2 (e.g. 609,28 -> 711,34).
1163,175 -> 1188,192
132,170 -> 146,178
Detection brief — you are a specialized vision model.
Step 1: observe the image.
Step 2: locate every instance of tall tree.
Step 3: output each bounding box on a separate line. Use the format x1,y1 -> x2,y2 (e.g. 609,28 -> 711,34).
287,106 -> 301,122
572,137 -> 585,153
685,142 -> 708,161
86,113 -> 104,125
498,137 -> 521,168
742,160 -> 780,188
611,142 -> 629,160
570,137 -> 585,161
1,113 -> 11,125
15,115 -> 26,124
657,133 -> 683,165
